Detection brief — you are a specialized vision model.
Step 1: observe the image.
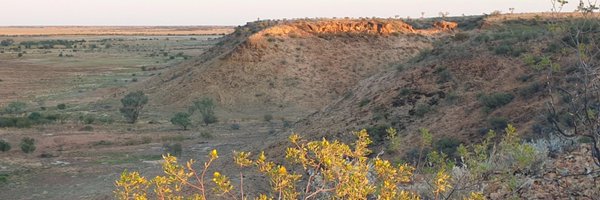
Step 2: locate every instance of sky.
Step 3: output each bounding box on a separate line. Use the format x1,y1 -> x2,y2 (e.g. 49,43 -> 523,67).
0,0 -> 580,26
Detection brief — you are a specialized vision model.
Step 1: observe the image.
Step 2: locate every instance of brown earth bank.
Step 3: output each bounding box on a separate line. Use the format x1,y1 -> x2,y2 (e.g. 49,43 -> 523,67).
141,18 -> 461,119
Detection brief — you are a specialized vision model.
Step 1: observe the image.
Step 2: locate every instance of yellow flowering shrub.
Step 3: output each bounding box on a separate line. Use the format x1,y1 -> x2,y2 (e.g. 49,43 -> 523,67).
115,128 -> 516,200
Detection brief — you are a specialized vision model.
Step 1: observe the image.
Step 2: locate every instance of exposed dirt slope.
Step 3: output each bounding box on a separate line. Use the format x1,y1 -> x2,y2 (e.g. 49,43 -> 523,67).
142,19 -> 443,118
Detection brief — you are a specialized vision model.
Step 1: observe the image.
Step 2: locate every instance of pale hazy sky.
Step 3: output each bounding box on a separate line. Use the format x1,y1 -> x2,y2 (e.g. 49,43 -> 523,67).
0,0 -> 579,26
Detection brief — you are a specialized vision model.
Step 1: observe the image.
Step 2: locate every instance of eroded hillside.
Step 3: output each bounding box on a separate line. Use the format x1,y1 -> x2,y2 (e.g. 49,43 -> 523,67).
294,16 -> 592,158
142,19 -> 454,118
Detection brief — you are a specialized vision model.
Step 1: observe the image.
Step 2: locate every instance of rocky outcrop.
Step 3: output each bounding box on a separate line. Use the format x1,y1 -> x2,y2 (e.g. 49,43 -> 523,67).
296,20 -> 415,35
433,20 -> 458,31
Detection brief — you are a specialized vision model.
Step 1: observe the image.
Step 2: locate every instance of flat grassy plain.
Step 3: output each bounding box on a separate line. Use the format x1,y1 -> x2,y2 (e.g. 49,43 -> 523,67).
0,26 -> 233,36
0,27 -> 289,199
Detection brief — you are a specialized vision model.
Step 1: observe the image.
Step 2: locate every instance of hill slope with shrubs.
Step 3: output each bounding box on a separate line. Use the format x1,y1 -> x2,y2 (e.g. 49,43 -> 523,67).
142,19 -> 453,117
293,14 -> 599,166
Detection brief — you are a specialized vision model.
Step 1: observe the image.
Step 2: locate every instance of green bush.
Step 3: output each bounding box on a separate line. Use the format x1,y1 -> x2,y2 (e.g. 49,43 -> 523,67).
453,32 -> 470,41
478,93 -> 514,111
414,104 -> 432,117
163,143 -> 182,156
366,125 -> 391,143
3,101 -> 26,114
27,112 -> 43,122
189,98 -> 217,126
98,115 -> 115,124
0,117 -> 33,128
120,91 -> 149,124
230,123 -> 241,130
20,137 -> 36,153
489,116 -> 508,130
171,112 -> 192,130
282,120 -> 292,128
57,103 -> 67,110
263,114 -> 273,122
518,82 -> 544,98
80,114 -> 95,124
494,44 -> 525,57
200,131 -> 213,139
0,174 -> 8,184
436,68 -> 453,83
359,99 -> 371,107
0,140 -> 11,152
80,125 -> 94,131
434,137 -> 462,157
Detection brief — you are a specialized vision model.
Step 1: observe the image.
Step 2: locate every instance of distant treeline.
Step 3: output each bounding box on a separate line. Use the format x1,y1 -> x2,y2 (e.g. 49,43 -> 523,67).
20,39 -> 86,49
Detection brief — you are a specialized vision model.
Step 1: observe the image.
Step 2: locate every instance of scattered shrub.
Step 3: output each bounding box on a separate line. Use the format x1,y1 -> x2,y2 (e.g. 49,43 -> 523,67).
80,114 -> 95,124
0,173 -> 8,184
263,114 -> 273,122
399,88 -> 413,96
92,140 -> 114,146
120,91 -> 149,124
189,98 -> 217,126
230,123 -> 241,130
80,125 -> 94,131
494,44 -> 525,57
413,103 -> 432,117
141,136 -> 153,144
518,82 -> 544,98
453,32 -> 470,41
359,99 -> 371,107
478,93 -> 514,111
282,120 -> 292,128
3,101 -> 26,114
489,116 -> 509,130
434,137 -> 462,157
20,137 -> 36,153
0,140 -> 11,152
366,125 -> 391,143
98,115 -> 115,124
171,112 -> 192,130
27,112 -> 43,122
444,92 -> 460,104
199,131 -> 213,139
410,48 -> 432,63
163,143 -> 182,156
57,103 -> 67,110
0,117 -> 31,128
578,136 -> 593,144
436,68 -> 453,83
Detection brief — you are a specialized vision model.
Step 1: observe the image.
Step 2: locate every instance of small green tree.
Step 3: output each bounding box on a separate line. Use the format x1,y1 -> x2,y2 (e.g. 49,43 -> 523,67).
171,112 -> 192,130
0,140 -> 11,152
189,97 -> 217,126
20,137 -> 35,154
119,91 -> 148,124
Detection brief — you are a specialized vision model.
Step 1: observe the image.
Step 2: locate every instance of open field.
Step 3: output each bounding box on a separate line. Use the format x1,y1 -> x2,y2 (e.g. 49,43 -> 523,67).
0,26 -> 234,36
0,30 -> 284,199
